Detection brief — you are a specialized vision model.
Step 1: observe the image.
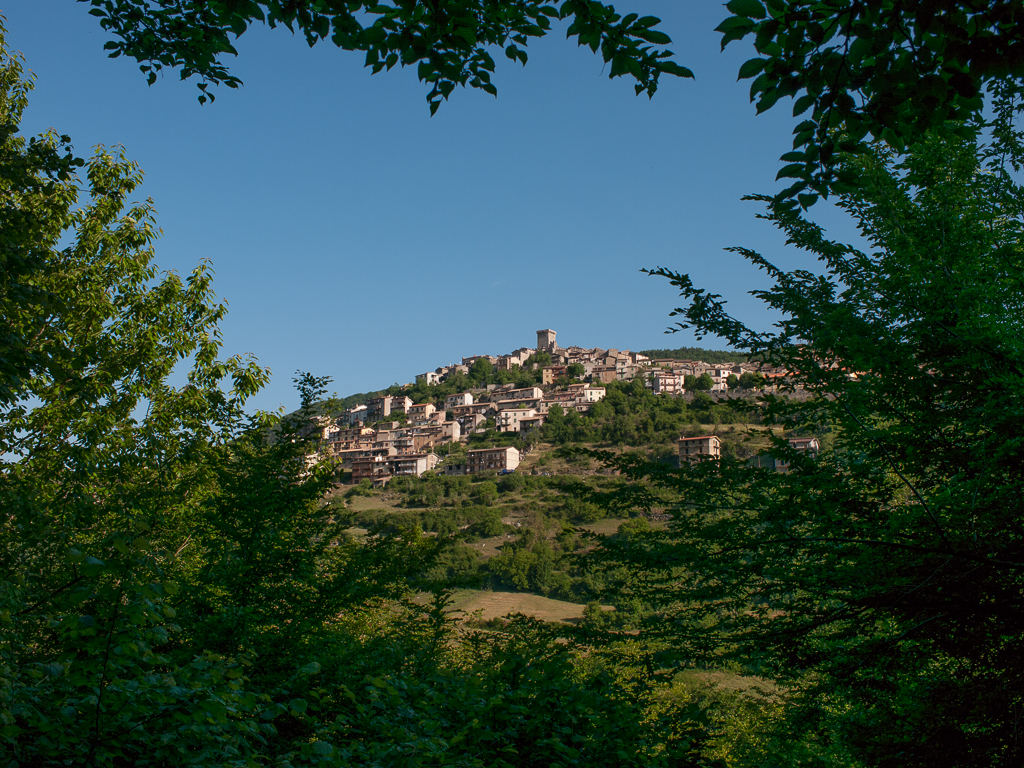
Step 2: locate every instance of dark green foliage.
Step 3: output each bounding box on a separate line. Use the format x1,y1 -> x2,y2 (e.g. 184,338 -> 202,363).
685,373 -> 715,391
466,427 -> 521,449
737,371 -> 764,389
0,38 -> 713,764
721,0 -> 1024,204
83,0 -> 690,111
598,124 -> 1024,764
566,362 -> 586,379
640,347 -> 750,364
82,0 -> 1024,212
529,351 -> 552,368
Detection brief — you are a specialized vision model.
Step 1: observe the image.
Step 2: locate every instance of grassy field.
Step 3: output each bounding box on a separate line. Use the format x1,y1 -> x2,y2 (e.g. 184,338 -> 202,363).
447,588 -> 596,624
342,494 -> 403,512
577,517 -> 632,536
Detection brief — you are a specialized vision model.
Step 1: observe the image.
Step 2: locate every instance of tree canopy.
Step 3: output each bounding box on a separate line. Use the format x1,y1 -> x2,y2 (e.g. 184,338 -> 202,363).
0,26 -> 714,766
591,108 -> 1024,763
82,0 -> 1024,201
81,0 -> 691,111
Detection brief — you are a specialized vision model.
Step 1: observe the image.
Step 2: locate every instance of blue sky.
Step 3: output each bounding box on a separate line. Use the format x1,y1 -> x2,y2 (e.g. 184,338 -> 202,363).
5,2 -> 857,412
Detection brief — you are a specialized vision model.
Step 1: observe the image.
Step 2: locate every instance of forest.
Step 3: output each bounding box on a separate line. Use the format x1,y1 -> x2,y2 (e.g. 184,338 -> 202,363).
3,2 -> 1023,767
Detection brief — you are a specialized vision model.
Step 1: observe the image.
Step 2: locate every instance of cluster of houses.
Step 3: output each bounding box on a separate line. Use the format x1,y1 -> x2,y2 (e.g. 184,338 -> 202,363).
418,328 -> 656,388
318,329 -> 798,485
323,331 -> 624,484
645,359 -> 789,394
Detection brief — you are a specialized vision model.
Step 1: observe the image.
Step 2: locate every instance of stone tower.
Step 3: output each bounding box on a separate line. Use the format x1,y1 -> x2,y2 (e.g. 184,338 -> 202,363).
536,328 -> 557,353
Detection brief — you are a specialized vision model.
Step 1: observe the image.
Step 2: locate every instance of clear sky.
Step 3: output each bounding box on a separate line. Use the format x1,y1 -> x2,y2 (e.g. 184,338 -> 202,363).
4,2 -> 857,412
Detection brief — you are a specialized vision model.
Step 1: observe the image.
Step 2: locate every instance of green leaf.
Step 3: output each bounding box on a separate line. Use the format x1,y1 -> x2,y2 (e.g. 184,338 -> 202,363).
725,0 -> 767,20
776,162 -> 807,180
716,16 -> 756,34
634,29 -> 671,45
737,57 -> 767,80
793,93 -> 816,116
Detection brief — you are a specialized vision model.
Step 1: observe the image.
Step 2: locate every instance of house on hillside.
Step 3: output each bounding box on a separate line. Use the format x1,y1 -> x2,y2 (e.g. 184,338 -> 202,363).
749,437 -> 821,472
542,365 -> 567,385
651,372 -> 684,395
408,402 -> 437,422
678,435 -> 722,462
496,408 -> 539,433
445,392 -> 474,410
467,446 -> 520,474
338,404 -> 369,426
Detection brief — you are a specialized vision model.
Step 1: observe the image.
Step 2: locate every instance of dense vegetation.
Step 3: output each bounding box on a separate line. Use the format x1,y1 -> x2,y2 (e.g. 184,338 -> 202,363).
639,347 -> 750,364
6,2 -> 1024,766
0,34 -> 713,767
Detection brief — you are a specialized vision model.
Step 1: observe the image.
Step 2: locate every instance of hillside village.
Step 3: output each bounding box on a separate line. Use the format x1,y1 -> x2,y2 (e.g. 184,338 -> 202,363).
317,329 -> 792,484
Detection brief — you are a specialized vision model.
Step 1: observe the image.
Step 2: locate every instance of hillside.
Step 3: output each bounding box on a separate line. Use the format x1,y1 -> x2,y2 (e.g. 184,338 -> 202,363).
638,346 -> 752,364
324,375 -> 803,626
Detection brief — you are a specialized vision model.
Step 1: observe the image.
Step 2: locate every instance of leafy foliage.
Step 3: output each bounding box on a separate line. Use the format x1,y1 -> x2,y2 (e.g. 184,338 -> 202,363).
81,0 -> 1024,206
595,120 -> 1024,763
0,28 -> 717,765
81,0 -> 691,110
639,347 -> 750,364
721,0 -> 1024,204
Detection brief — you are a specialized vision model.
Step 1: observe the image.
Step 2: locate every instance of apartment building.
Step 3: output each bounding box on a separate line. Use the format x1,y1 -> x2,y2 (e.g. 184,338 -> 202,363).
497,348 -> 535,369
496,408 -> 539,433
389,453 -> 441,477
541,365 -> 567,385
456,413 -> 487,435
495,386 -> 543,402
467,446 -> 521,473
350,454 -> 395,482
678,435 -> 722,462
494,396 -> 543,413
366,395 -> 412,423
351,452 -> 440,484
445,392 -> 474,409
408,402 -> 437,421
389,395 -> 414,415
450,402 -> 495,420
519,414 -> 545,433
749,437 -> 820,472
651,372 -> 684,395
338,404 -> 369,426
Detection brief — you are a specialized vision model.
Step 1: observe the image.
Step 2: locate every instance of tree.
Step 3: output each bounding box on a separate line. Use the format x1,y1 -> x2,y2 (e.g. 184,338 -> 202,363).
474,480 -> 499,506
692,373 -> 714,391
0,29 -> 275,760
82,0 -> 691,110
725,373 -> 738,389
566,362 -> 586,380
83,0 -> 1024,208
724,0 -> 1024,204
0,30 -> 713,765
593,117 -> 1024,764
470,357 -> 493,383
737,370 -> 763,389
0,48 -> 83,406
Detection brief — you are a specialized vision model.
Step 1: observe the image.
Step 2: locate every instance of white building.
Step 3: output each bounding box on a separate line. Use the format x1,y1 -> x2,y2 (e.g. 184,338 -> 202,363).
444,392 -> 474,410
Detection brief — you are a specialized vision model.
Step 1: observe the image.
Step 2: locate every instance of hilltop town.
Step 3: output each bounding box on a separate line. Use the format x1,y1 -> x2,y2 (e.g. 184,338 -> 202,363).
316,329 -> 786,485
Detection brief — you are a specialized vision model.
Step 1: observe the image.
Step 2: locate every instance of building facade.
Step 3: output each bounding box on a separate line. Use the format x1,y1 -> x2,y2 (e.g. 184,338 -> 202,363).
467,446 -> 521,473
678,435 -> 722,462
